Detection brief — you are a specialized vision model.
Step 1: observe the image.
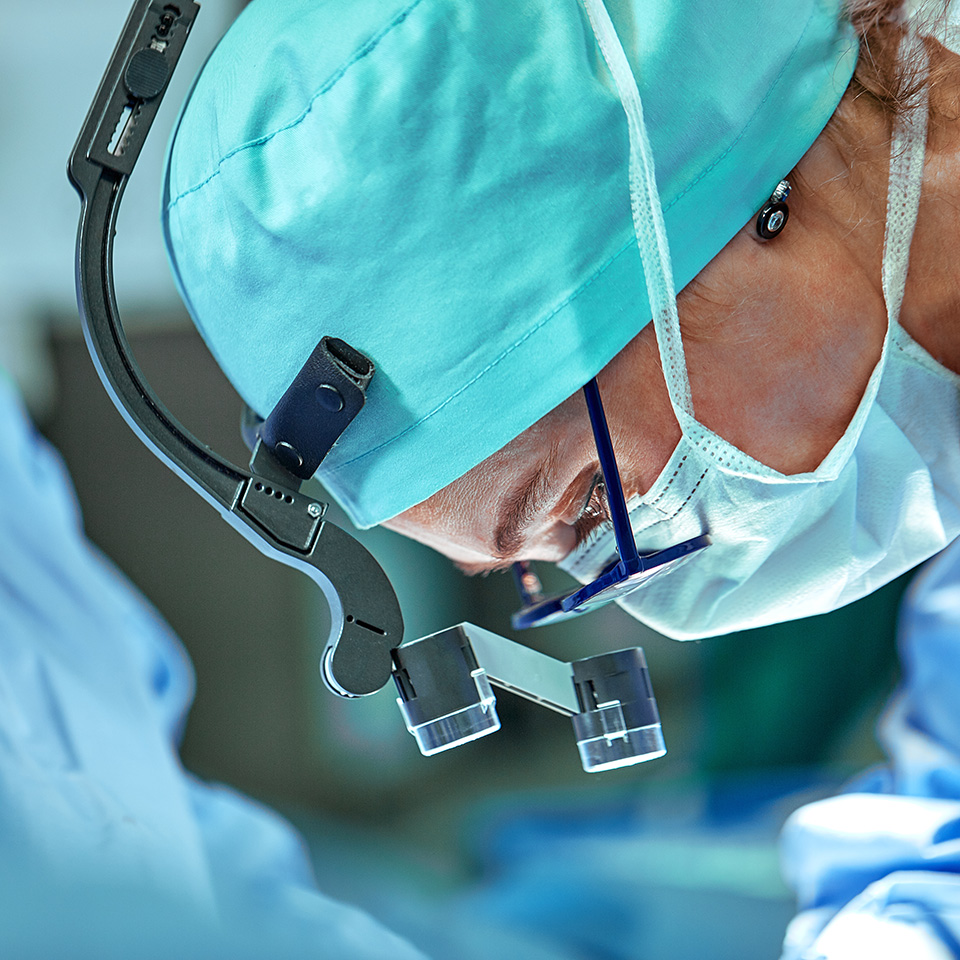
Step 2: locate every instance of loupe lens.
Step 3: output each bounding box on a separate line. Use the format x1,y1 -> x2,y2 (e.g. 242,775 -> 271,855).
573,713 -> 666,772
398,670 -> 500,755
571,648 -> 666,773
392,627 -> 501,757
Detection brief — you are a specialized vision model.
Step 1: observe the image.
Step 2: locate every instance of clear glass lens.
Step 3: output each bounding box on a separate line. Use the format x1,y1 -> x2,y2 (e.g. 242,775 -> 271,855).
397,671 -> 501,756
576,722 -> 666,773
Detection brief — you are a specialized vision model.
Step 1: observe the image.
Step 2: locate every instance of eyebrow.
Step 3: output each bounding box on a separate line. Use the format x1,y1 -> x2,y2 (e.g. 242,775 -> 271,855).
492,443 -> 562,560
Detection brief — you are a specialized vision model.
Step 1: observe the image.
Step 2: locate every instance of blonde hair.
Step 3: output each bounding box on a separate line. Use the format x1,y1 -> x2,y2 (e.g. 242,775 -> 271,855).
841,0 -> 957,124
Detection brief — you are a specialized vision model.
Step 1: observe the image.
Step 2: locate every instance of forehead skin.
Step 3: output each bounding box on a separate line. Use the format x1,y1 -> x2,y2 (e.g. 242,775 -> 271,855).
384,391 -> 597,568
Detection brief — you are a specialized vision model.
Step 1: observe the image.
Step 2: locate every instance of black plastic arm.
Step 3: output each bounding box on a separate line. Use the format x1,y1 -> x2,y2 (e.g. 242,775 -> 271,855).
67,0 -> 403,697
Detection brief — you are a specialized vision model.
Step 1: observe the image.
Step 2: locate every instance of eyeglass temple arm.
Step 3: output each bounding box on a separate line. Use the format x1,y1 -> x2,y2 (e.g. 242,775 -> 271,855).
582,378 -> 640,566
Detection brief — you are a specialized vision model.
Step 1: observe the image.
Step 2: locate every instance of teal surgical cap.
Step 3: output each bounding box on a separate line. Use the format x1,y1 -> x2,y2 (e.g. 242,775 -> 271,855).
162,0 -> 857,529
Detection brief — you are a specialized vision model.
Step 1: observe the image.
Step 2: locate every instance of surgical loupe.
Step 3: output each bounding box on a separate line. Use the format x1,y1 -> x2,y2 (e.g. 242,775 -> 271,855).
69,0 -> 693,773
393,624 -> 665,772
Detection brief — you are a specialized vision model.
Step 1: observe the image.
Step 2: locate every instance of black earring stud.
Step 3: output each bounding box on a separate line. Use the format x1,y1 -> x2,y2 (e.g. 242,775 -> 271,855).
755,179 -> 791,240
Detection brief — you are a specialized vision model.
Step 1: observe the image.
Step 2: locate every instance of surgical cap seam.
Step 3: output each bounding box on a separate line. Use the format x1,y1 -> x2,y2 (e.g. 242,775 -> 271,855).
332,7 -> 835,472
331,229 -> 641,470
165,0 -> 426,212
663,5 -> 818,212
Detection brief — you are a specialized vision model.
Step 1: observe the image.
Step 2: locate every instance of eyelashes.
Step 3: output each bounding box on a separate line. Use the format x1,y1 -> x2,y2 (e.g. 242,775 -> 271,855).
573,475 -> 610,547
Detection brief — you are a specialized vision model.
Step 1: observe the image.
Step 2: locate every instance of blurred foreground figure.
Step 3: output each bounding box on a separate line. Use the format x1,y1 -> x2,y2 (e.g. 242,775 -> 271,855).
782,536 -> 960,959
0,369 -> 428,960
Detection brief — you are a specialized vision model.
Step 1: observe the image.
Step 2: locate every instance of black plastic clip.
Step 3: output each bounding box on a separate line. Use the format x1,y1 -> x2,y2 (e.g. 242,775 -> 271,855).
243,337 -> 375,480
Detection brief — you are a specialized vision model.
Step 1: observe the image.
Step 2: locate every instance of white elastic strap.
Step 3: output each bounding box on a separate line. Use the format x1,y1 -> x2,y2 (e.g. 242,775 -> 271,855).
580,0 -> 695,418
882,25 -> 929,328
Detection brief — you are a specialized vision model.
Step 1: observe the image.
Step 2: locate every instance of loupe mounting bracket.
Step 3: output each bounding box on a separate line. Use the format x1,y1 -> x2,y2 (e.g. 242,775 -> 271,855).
67,0 -> 402,698
393,623 -> 666,773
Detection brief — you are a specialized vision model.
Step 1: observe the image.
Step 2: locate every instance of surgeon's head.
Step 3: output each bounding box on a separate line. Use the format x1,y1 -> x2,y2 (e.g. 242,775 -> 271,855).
163,0 -> 960,638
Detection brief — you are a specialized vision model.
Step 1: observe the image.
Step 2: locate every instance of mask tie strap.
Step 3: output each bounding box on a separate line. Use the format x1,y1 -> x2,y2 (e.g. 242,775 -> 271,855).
835,18 -> 930,450
882,25 -> 929,331
579,0 -> 694,423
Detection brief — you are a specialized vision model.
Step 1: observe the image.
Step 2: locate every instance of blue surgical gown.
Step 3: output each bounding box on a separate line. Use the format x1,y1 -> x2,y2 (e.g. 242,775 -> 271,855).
0,370 -> 428,959
780,536 -> 960,959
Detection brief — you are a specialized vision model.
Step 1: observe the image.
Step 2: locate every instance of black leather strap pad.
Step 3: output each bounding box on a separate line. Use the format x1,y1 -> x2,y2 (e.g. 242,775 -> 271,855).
258,337 -> 375,479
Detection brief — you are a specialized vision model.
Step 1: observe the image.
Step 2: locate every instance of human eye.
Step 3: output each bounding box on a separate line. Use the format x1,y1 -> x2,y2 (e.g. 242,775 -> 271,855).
573,472 -> 610,546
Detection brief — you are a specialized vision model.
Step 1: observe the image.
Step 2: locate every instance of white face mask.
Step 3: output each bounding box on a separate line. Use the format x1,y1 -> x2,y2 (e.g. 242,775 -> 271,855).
561,8 -> 960,639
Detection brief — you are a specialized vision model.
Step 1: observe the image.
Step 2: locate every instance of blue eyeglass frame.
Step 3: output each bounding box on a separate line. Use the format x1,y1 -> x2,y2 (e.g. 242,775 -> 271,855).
512,378 -> 709,629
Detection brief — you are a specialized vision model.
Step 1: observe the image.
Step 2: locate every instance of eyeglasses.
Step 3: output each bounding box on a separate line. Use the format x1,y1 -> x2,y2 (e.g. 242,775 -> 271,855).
512,378 -> 709,629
